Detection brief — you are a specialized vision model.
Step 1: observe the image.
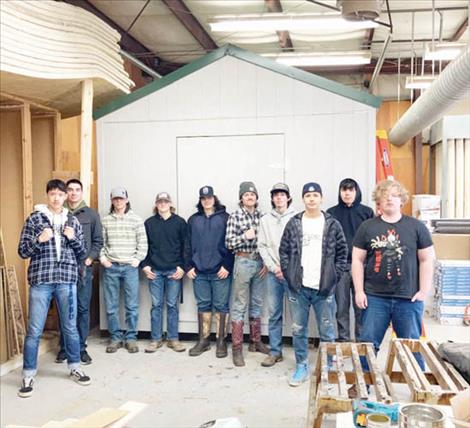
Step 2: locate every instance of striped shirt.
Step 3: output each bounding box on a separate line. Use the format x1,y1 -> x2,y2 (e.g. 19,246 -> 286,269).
225,207 -> 264,254
100,210 -> 148,264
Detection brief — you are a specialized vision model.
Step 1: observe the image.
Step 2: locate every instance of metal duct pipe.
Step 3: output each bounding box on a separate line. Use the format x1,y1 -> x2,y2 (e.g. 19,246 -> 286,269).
389,47 -> 470,146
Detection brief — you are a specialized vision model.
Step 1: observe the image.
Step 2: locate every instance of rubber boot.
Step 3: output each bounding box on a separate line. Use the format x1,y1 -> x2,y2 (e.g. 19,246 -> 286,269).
189,312 -> 212,356
215,312 -> 229,358
248,317 -> 270,354
231,320 -> 245,367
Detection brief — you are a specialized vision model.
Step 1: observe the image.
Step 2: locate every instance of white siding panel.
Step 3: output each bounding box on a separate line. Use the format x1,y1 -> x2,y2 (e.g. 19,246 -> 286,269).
256,66 -> 277,117
275,72 -> 294,117
312,87 -> 334,115
104,95 -> 150,123
293,80 -> 314,116
148,86 -> 168,122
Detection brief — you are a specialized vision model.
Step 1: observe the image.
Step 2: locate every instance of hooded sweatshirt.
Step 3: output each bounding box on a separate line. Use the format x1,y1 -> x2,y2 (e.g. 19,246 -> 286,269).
258,206 -> 297,273
326,178 -> 374,262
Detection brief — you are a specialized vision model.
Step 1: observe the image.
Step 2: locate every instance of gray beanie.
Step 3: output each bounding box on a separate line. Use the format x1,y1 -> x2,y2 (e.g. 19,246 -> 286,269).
239,181 -> 258,199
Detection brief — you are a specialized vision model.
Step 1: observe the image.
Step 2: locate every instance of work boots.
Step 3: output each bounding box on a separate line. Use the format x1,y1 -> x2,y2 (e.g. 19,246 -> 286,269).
189,312 -> 212,356
248,317 -> 269,354
215,312 -> 229,358
231,320 -> 245,367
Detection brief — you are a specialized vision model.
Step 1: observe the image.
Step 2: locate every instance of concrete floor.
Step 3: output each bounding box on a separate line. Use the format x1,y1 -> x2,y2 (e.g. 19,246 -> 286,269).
1,316 -> 469,428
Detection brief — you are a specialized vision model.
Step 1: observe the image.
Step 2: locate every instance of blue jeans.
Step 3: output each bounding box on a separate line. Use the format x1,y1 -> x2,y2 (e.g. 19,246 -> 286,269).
23,283 -> 80,377
193,272 -> 231,313
266,272 -> 288,356
288,287 -> 336,365
360,294 -> 425,370
230,256 -> 266,322
59,265 -> 93,352
148,269 -> 182,341
103,264 -> 139,342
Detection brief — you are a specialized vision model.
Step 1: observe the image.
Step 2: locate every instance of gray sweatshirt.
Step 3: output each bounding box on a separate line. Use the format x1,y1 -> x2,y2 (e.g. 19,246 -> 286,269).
258,206 -> 297,273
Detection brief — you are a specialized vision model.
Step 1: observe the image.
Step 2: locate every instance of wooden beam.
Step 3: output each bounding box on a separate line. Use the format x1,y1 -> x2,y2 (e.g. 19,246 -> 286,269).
53,112 -> 62,172
1,92 -> 57,113
451,18 -> 468,41
80,80 -> 93,205
265,0 -> 294,51
415,134 -> 423,194
161,0 -> 218,51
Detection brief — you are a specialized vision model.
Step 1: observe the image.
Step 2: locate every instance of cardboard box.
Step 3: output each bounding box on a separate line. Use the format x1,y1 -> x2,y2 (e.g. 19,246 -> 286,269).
432,234 -> 470,260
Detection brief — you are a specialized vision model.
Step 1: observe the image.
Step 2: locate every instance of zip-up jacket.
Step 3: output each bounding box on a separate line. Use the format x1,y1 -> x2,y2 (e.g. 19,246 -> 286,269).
258,206 -> 297,273
18,208 -> 86,286
66,201 -> 103,261
188,209 -> 234,274
279,211 -> 348,296
143,213 -> 189,271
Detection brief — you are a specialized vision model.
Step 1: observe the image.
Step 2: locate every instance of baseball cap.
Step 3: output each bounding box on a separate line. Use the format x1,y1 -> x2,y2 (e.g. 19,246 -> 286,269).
270,182 -> 290,196
156,192 -> 172,202
110,187 -> 128,199
302,182 -> 323,196
199,186 -> 214,198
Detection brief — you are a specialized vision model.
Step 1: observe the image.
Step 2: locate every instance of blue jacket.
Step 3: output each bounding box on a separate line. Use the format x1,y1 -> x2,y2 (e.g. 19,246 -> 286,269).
188,209 -> 234,274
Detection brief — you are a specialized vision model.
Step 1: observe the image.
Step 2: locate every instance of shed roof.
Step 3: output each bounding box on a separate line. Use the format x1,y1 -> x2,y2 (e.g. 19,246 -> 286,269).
94,44 -> 381,120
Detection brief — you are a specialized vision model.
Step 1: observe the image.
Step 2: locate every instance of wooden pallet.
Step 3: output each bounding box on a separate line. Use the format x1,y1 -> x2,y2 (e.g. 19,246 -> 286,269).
307,342 -> 394,428
385,339 -> 469,405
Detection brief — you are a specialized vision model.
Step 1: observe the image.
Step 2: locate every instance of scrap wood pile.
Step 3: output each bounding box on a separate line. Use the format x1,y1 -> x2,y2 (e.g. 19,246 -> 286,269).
1,229 -> 26,360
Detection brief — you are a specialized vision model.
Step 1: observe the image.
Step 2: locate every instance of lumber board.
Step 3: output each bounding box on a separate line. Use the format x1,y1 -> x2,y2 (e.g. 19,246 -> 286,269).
0,229 -> 6,267
109,401 -> 148,428
421,341 -> 458,392
394,341 -> 423,396
351,343 -> 369,399
335,344 -> 348,399
365,344 -> 391,403
428,341 -> 469,390
307,352 -> 320,428
64,408 -> 128,428
80,79 -> 93,205
6,266 -> 26,352
320,344 -> 329,396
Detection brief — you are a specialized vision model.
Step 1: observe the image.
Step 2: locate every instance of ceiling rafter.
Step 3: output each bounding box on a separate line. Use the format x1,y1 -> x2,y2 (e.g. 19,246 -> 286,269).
264,0 -> 294,52
451,18 -> 469,41
161,0 -> 218,52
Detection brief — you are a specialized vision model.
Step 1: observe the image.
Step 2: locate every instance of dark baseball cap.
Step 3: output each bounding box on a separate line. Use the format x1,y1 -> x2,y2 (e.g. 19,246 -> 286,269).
199,185 -> 214,198
302,182 -> 322,196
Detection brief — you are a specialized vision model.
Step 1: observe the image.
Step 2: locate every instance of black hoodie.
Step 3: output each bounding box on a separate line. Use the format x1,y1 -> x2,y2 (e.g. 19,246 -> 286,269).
327,178 -> 374,262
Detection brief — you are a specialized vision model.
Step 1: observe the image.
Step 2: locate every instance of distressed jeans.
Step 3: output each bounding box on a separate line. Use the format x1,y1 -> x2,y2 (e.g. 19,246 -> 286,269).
360,294 -> 425,370
23,282 -> 80,377
148,269 -> 182,341
266,272 -> 288,356
288,286 -> 336,365
230,256 -> 266,322
59,265 -> 93,352
103,263 -> 140,342
193,272 -> 231,313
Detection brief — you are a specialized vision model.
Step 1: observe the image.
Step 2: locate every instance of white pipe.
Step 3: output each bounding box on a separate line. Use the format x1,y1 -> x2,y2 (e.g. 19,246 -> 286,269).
389,47 -> 470,146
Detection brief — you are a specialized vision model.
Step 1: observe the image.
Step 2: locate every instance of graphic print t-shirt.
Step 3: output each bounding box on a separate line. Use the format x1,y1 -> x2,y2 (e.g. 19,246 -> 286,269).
353,215 -> 433,299
301,214 -> 325,289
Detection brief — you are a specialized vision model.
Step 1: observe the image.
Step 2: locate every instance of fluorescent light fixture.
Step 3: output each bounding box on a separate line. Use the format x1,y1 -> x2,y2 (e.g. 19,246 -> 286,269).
263,51 -> 371,67
424,42 -> 466,61
405,75 -> 436,89
209,13 -> 379,32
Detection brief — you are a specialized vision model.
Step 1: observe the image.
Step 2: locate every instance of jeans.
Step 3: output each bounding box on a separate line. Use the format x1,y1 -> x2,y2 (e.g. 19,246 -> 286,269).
360,294 -> 425,370
335,265 -> 363,342
148,269 -> 182,341
288,286 -> 336,365
230,256 -> 266,322
23,282 -> 80,377
103,264 -> 140,342
193,272 -> 231,313
59,265 -> 93,352
266,272 -> 288,356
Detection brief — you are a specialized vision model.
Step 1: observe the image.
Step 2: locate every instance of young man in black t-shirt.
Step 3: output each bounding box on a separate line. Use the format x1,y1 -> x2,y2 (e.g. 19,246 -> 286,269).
351,180 -> 434,371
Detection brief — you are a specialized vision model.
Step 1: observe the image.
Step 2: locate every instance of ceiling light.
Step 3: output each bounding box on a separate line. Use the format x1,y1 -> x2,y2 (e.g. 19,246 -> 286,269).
405,75 -> 436,89
209,13 -> 379,32
263,51 -> 371,67
424,42 -> 467,61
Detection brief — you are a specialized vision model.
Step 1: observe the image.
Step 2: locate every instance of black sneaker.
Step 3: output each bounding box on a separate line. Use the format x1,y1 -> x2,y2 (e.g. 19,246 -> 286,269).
80,350 -> 92,365
55,350 -> 66,363
70,368 -> 91,386
18,377 -> 34,398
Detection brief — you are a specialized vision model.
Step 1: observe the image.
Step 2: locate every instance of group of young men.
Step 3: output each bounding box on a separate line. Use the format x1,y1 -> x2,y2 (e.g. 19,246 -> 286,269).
17,176 -> 434,397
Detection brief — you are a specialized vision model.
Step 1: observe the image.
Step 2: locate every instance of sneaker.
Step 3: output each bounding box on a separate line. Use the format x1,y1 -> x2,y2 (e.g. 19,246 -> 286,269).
70,368 -> 91,386
124,341 -> 139,353
106,341 -> 123,353
80,350 -> 92,365
55,350 -> 66,363
18,377 -> 34,398
289,363 -> 309,387
261,354 -> 283,367
167,340 -> 186,352
145,340 -> 163,353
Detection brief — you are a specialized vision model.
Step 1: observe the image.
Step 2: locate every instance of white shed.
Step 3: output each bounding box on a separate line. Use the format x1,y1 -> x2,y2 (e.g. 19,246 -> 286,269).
95,44 -> 381,336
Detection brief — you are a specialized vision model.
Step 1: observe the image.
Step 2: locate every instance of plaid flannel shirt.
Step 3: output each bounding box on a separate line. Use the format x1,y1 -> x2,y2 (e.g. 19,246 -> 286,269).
18,211 -> 86,286
225,207 -> 264,254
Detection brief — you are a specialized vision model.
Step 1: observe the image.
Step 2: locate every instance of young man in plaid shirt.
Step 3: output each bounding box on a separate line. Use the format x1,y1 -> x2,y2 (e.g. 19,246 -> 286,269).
226,181 -> 269,367
17,179 -> 90,398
